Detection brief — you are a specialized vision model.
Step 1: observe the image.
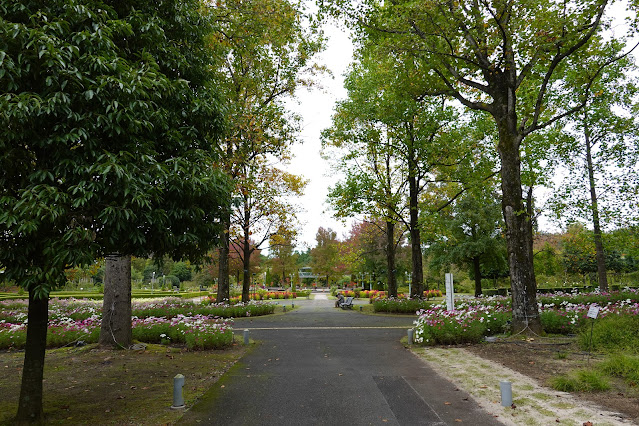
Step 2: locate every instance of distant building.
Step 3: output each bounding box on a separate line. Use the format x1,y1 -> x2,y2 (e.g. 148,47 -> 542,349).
298,267 -> 318,280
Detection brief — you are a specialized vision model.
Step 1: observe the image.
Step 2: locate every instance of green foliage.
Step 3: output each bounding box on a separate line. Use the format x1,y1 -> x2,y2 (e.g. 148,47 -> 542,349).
0,298 -> 273,350
419,319 -> 487,346
538,289 -> 639,307
0,0 -> 230,298
540,310 -> 585,334
170,262 -> 192,282
548,45 -> 639,231
373,298 -> 435,314
163,275 -> 179,287
598,354 -> 639,383
415,311 -> 511,346
311,228 -> 343,282
550,369 -> 610,392
578,315 -> 639,353
560,225 -> 639,276
427,189 -> 508,293
534,243 -> 562,277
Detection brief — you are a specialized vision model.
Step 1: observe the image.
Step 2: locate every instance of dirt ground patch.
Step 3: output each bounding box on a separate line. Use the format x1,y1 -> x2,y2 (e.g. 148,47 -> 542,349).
465,338 -> 639,424
0,342 -> 248,425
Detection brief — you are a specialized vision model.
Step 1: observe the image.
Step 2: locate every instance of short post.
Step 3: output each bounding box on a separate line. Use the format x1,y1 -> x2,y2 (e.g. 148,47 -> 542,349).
283,305 -> 286,312
500,381 -> 512,407
171,374 -> 185,409
359,306 -> 363,312
292,303 -> 294,308
243,329 -> 249,345
407,328 -> 413,345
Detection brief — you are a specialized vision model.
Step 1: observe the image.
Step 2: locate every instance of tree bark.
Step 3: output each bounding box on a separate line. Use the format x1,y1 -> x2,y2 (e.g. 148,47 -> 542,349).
408,161 -> 424,298
99,254 -> 132,348
241,244 -> 251,302
16,290 -> 48,423
241,199 -> 252,302
385,220 -> 398,298
585,125 -> 608,291
216,211 -> 231,303
497,128 -> 542,334
472,256 -> 483,297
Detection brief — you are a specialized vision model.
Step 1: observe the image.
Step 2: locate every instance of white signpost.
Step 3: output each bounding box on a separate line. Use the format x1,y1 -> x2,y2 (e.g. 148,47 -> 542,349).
445,273 -> 454,311
587,304 -> 600,319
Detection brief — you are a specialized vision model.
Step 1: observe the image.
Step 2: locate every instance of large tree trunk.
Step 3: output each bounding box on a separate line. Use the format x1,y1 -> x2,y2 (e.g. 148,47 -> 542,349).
241,241 -> 251,302
408,166 -> 424,298
585,126 -> 608,291
385,220 -> 398,298
472,256 -> 483,297
498,129 -> 542,335
216,212 -> 231,303
241,199 -> 252,302
16,290 -> 48,423
99,254 -> 132,348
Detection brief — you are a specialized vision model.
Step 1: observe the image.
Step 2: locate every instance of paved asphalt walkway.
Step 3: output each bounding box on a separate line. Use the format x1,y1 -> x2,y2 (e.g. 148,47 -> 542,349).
179,294 -> 504,425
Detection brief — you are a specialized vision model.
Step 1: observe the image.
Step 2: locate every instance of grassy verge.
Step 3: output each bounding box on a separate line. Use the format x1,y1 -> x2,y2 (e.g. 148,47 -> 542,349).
0,341 -> 249,425
549,315 -> 639,393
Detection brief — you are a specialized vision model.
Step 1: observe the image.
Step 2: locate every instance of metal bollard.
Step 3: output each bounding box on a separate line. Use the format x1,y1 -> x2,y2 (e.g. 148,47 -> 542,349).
407,328 -> 414,345
243,329 -> 249,345
283,305 -> 286,312
171,374 -> 185,409
500,381 -> 512,406
292,303 -> 294,308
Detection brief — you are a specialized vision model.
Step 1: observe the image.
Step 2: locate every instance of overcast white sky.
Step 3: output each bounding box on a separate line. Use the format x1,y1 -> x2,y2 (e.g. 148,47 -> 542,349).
286,21 -> 355,250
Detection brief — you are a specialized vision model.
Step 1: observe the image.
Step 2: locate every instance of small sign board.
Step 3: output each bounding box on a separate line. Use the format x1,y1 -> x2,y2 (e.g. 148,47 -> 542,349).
445,273 -> 454,311
587,304 -> 600,319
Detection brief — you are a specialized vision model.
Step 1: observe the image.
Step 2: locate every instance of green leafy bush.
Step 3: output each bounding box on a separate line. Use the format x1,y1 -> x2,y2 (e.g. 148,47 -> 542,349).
373,298 -> 435,314
578,315 -> 639,353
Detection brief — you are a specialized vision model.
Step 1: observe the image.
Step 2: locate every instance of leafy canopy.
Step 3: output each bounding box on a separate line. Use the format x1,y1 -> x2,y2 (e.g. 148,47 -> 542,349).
0,0 -> 230,298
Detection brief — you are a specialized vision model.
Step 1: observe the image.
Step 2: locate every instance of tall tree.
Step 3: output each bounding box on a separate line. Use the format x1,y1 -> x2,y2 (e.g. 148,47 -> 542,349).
550,48 -> 639,291
211,0 -> 323,302
0,1 -> 228,421
269,228 -> 300,286
323,48 -> 494,298
232,159 -> 307,301
321,0 -> 637,333
427,189 -> 507,297
310,227 -> 343,286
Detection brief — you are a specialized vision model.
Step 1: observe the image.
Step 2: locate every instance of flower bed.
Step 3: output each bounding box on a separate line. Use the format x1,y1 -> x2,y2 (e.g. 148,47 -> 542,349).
338,289 -> 442,301
413,289 -> 639,345
224,291 -> 297,304
0,297 -> 276,350
373,298 -> 436,314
